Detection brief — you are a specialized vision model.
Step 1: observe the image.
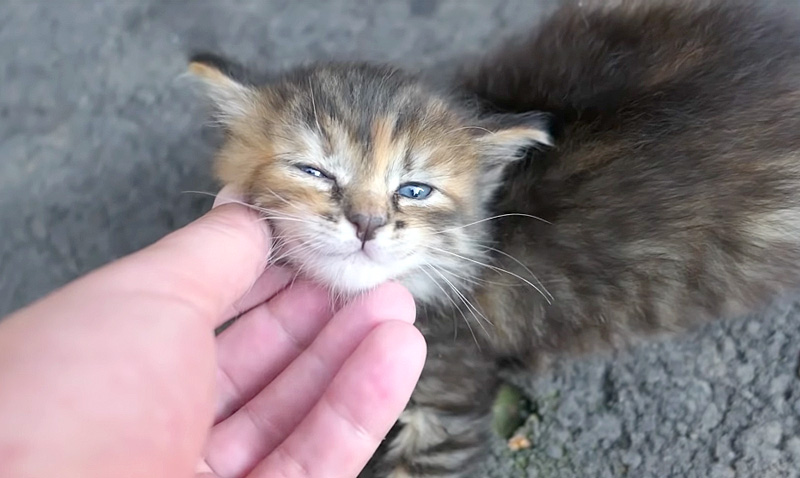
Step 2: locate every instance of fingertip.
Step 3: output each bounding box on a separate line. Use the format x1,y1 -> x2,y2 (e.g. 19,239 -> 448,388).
206,185 -> 272,253
358,282 -> 417,325
212,184 -> 245,209
127,187 -> 277,328
333,321 -> 426,413
369,321 -> 427,383
199,192 -> 274,266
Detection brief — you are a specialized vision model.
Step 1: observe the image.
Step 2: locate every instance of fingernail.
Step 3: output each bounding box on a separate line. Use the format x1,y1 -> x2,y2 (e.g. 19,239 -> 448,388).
212,184 -> 245,209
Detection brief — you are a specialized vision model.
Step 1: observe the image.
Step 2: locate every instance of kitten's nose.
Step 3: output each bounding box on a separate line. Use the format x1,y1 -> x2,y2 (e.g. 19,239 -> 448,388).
347,213 -> 387,245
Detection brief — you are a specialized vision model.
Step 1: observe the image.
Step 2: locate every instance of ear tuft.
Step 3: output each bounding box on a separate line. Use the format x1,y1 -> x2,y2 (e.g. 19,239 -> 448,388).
477,112 -> 554,163
473,112 -> 554,201
187,54 -> 257,125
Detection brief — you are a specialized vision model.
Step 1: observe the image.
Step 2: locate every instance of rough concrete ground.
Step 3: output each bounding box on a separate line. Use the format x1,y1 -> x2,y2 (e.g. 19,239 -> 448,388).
1,1 -> 798,477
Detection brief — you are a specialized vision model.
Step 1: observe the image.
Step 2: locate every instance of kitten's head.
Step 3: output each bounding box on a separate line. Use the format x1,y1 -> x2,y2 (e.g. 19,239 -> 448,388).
189,57 -> 551,301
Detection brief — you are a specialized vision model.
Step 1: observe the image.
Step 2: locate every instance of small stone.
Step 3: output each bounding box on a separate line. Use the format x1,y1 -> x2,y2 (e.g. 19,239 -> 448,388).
594,414 -> 623,442
709,464 -> 735,478
629,432 -> 646,446
720,337 -> 738,361
770,375 -> 792,395
760,422 -> 783,447
735,364 -> 755,384
551,428 -> 571,445
786,437 -> 800,463
700,404 -> 722,432
715,439 -> 736,463
507,434 -> 531,451
620,451 -> 642,468
737,421 -> 783,458
545,444 -> 563,459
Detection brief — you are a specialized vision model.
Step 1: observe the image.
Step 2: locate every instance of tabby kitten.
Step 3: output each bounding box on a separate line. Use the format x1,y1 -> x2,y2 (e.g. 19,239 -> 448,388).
189,0 -> 800,476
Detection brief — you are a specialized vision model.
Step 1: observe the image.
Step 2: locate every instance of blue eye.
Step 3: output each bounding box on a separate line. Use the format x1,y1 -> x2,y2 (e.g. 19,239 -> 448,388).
397,183 -> 433,200
297,165 -> 331,180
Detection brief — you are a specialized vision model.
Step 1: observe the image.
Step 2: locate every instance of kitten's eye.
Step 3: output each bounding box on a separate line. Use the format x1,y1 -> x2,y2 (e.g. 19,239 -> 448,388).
397,182 -> 433,200
297,165 -> 332,180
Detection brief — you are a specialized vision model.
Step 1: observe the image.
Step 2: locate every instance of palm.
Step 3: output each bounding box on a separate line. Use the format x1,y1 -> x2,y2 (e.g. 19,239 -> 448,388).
200,275 -> 424,478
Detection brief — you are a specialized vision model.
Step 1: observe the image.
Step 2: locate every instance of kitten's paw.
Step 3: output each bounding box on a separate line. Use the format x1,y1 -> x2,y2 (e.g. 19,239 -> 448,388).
369,406 -> 484,478
379,466 -> 463,478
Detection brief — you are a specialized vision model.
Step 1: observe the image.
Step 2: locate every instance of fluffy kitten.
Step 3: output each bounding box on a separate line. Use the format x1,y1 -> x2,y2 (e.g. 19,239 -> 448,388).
189,0 -> 800,476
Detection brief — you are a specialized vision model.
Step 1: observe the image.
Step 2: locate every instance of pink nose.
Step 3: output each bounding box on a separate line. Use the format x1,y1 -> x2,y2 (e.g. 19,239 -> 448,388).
347,213 -> 387,244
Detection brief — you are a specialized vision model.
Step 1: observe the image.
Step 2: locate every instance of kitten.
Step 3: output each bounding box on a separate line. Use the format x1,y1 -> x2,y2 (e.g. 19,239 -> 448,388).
188,0 -> 800,476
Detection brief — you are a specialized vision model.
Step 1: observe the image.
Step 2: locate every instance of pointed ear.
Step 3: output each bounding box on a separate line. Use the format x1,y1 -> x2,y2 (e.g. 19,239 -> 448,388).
476,112 -> 554,164
473,112 -> 554,199
187,53 -> 258,125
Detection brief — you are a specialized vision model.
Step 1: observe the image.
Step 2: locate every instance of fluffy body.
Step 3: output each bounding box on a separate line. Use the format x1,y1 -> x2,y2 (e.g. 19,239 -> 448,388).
189,1 -> 800,476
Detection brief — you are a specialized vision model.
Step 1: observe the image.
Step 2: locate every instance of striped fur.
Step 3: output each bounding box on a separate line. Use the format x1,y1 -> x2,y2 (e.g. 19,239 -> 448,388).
190,1 -> 800,476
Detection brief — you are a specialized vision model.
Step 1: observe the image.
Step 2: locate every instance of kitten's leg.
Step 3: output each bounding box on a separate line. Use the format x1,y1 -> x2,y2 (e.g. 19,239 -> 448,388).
371,337 -> 500,478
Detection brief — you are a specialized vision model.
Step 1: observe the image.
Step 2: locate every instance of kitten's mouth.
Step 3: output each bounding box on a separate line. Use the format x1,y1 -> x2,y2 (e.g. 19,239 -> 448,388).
305,239 -> 387,262
320,249 -> 385,269
272,236 -> 384,263
269,230 -> 413,294
345,246 -> 379,261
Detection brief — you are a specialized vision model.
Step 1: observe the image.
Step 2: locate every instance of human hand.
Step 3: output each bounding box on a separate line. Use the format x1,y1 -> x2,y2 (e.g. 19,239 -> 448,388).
0,189 -> 426,478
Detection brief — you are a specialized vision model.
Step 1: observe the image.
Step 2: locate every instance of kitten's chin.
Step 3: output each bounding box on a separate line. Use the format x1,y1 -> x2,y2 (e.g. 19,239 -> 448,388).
300,256 -> 445,305
301,253 -> 402,297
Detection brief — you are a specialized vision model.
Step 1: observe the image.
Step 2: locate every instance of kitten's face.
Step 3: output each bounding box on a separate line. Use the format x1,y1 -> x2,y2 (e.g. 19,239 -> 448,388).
190,61 -> 550,300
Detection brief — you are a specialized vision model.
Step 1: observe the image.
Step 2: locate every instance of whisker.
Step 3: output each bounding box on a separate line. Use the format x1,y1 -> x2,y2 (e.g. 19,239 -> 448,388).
182,190 -> 318,223
182,190 -> 260,211
269,240 -> 326,265
427,265 -> 493,331
479,245 -> 554,302
432,213 -> 551,235
309,79 -> 323,133
257,216 -> 320,226
446,125 -> 494,135
427,263 -> 519,288
418,266 -> 465,343
419,264 -> 480,348
257,185 -> 296,209
251,206 -> 311,220
423,245 -> 552,305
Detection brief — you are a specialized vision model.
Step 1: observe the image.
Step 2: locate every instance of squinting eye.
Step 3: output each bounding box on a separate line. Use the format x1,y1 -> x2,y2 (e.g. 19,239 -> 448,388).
397,182 -> 433,200
297,165 -> 332,180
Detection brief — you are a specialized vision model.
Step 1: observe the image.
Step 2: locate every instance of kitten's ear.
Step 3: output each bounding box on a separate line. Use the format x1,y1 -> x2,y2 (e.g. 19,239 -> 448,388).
187,53 -> 258,125
474,112 -> 554,198
476,112 -> 554,164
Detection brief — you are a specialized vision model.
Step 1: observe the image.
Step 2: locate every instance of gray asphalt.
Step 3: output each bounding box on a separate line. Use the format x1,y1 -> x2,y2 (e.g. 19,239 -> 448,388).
1,1 -> 798,477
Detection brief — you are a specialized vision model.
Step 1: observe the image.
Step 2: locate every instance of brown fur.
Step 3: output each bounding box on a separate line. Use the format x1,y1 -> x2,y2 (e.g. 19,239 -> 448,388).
190,61 -> 547,301
189,1 -> 800,476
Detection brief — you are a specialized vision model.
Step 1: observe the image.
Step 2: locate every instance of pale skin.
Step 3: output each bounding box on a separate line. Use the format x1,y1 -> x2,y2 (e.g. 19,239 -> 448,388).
0,188 -> 426,478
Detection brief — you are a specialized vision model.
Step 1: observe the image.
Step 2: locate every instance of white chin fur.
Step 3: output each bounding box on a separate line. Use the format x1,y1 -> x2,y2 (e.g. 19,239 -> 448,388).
302,252 -> 398,295
273,227 -> 460,302
299,254 -> 453,306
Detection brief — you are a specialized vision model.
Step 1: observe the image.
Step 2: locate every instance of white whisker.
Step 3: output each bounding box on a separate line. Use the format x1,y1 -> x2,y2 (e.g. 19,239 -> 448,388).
419,264 -> 481,347
427,265 -> 492,332
479,245 -> 554,302
423,245 -> 552,305
432,213 -> 551,235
